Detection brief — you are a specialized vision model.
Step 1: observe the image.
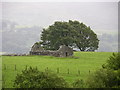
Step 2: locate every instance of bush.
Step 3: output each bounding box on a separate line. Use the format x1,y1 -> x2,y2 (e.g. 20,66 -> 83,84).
105,53 -> 120,70
72,79 -> 85,88
86,69 -> 118,88
13,67 -> 69,88
86,53 -> 120,88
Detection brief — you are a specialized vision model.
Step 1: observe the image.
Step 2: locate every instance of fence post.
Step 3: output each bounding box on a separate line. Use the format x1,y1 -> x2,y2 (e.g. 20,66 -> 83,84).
68,69 -> 69,74
57,68 -> 59,73
4,64 -> 6,70
26,65 -> 27,70
15,65 -> 16,71
89,70 -> 90,74
46,67 -> 48,71
78,70 -> 80,75
45,67 -> 48,71
3,80 -> 5,88
2,76 -> 5,88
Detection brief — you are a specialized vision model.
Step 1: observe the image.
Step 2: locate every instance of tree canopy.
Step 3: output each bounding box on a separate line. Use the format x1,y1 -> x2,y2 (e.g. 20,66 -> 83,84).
40,20 -> 99,51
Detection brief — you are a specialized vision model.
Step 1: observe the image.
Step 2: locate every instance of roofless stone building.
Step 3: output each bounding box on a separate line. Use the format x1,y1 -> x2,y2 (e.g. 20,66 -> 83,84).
30,43 -> 73,57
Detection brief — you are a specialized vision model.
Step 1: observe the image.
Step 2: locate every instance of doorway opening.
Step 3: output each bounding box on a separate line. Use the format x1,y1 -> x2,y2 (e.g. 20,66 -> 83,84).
66,52 -> 68,57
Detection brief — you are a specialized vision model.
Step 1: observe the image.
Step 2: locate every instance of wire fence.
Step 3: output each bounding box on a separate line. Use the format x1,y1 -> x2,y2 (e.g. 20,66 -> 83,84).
3,64 -> 91,75
2,64 -> 92,88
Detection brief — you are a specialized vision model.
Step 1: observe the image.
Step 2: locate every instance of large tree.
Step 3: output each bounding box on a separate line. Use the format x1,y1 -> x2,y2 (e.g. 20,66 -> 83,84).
40,20 -> 99,51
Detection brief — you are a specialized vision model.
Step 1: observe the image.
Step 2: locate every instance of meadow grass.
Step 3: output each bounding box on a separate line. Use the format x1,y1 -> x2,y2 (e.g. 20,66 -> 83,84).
0,56 -> 2,89
2,52 -> 113,88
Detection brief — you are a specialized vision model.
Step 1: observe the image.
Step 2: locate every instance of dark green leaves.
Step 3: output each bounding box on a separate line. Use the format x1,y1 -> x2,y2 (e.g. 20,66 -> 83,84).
13,67 -> 69,88
40,20 -> 99,51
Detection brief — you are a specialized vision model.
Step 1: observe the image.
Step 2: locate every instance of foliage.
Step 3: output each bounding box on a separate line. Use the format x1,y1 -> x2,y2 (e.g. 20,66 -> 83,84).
104,53 -> 120,70
86,53 -> 120,88
2,52 -> 112,88
13,67 -> 69,88
86,69 -> 119,88
40,20 -> 99,51
72,79 -> 85,88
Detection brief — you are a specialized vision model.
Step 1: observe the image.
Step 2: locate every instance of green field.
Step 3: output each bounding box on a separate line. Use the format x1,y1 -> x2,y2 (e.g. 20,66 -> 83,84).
0,56 -> 2,89
2,52 -> 113,88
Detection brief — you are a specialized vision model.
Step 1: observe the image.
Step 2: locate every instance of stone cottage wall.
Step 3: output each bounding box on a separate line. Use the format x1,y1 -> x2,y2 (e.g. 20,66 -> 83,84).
30,45 -> 73,57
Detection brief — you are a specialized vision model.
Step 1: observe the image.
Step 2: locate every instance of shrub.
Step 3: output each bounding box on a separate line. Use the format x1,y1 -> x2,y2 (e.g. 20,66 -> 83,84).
72,79 -> 85,88
13,67 -> 69,88
104,53 -> 120,70
86,69 -> 118,88
86,53 -> 120,88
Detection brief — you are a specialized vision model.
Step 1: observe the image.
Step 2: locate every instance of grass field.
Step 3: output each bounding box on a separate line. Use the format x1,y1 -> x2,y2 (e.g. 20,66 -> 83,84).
0,56 -> 2,89
2,52 -> 113,88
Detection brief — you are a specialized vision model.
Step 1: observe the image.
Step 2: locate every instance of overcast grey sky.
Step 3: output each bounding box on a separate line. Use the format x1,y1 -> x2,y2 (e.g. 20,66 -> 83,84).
2,2 -> 118,35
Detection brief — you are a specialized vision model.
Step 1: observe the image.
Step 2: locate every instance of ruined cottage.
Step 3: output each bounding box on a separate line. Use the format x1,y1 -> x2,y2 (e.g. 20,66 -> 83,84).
29,43 -> 73,57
